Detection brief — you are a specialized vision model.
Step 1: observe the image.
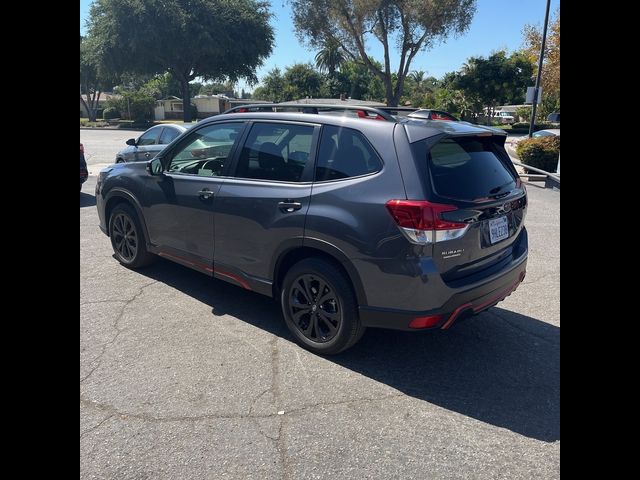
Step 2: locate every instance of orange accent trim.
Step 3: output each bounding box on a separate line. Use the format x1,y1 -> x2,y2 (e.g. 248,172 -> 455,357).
213,269 -> 251,290
440,271 -> 526,330
158,251 -> 251,290
440,303 -> 472,330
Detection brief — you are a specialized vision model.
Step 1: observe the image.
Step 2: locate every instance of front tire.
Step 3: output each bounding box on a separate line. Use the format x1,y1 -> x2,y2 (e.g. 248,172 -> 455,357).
281,258 -> 365,355
108,204 -> 156,268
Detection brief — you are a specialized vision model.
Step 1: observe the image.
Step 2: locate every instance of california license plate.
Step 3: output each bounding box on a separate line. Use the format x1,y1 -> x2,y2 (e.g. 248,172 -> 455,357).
489,216 -> 509,244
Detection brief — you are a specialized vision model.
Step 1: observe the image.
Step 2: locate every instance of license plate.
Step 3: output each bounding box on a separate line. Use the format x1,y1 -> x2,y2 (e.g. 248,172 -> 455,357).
489,216 -> 509,244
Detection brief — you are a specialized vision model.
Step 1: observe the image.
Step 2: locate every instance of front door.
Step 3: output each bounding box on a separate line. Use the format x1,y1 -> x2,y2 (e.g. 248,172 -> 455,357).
214,121 -> 318,292
143,121 -> 247,273
134,125 -> 164,162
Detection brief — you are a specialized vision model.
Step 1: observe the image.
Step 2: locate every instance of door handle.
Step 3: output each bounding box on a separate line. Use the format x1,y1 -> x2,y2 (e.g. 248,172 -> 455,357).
278,201 -> 302,212
145,152 -> 151,157
198,188 -> 214,200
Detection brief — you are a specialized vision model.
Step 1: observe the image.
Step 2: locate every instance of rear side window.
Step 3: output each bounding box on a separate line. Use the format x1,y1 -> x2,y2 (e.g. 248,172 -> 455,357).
427,137 -> 516,201
234,122 -> 314,182
316,126 -> 383,181
159,127 -> 181,145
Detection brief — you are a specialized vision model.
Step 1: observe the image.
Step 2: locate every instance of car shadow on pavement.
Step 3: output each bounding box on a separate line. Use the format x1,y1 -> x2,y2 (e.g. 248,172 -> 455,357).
135,257 -> 559,443
80,192 -> 96,208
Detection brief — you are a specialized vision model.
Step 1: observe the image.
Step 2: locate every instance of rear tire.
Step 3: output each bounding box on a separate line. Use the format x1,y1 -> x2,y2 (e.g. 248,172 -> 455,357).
281,258 -> 365,355
108,203 -> 156,268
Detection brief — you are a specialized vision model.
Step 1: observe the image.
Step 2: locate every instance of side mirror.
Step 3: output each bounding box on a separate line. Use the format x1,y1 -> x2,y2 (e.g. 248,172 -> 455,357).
126,138 -> 137,146
146,157 -> 164,176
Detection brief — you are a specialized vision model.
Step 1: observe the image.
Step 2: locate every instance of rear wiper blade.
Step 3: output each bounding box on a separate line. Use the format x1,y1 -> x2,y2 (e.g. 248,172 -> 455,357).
488,181 -> 513,198
490,190 -> 511,199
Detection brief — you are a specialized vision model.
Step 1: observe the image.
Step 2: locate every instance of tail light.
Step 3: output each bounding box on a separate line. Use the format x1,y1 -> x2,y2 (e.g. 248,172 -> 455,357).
385,200 -> 469,244
357,110 -> 385,121
80,143 -> 84,154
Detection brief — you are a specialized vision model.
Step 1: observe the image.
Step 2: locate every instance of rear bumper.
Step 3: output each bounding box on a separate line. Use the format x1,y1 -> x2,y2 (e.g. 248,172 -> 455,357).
359,253 -> 527,331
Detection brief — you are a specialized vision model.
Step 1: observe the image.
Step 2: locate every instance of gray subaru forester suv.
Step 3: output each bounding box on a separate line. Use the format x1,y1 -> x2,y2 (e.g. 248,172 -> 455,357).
96,104 -> 527,354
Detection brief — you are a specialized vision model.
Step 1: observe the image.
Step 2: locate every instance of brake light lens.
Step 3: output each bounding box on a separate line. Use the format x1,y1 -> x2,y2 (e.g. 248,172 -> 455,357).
408,314 -> 444,329
386,200 -> 469,244
357,110 -> 385,121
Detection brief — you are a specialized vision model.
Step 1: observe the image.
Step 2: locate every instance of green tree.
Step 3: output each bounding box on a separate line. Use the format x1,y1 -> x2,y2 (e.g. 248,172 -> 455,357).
87,0 -> 274,122
290,0 -> 476,106
199,81 -> 238,97
283,63 -> 324,100
454,50 -> 534,123
253,68 -> 287,102
335,60 -> 385,101
521,7 -> 559,119
522,8 -> 559,103
80,35 -> 114,121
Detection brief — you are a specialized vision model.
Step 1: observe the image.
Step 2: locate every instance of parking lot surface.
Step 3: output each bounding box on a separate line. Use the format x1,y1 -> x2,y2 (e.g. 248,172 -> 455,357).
80,129 -> 559,479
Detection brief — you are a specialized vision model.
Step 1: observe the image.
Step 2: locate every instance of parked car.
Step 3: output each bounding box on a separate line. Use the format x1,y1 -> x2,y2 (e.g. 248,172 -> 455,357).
80,143 -> 88,191
115,124 -> 191,163
96,105 -> 528,354
494,110 -> 516,124
532,129 -> 560,138
407,109 -> 459,121
546,113 -> 560,123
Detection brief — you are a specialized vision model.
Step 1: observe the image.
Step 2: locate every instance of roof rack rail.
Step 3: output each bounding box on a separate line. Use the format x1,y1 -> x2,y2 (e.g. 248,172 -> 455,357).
223,103 -> 397,122
376,106 -> 420,112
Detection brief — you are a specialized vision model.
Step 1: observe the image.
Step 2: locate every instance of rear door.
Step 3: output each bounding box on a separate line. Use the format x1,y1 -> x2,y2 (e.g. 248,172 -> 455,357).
213,121 -> 318,291
416,135 -> 527,283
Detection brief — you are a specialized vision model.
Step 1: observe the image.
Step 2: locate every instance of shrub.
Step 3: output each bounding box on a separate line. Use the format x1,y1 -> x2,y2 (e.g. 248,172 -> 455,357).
103,107 -> 120,120
511,122 -> 554,131
515,106 -> 531,122
516,136 -> 560,172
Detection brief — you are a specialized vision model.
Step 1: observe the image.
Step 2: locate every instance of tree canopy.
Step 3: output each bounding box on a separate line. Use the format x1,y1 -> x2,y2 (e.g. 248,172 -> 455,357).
86,0 -> 274,121
454,50 -> 534,121
80,35 -> 115,121
289,0 -> 477,106
522,7 -> 560,116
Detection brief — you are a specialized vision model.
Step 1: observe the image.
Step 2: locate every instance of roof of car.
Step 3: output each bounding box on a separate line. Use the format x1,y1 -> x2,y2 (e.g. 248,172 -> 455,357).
534,129 -> 560,135
199,111 -> 507,142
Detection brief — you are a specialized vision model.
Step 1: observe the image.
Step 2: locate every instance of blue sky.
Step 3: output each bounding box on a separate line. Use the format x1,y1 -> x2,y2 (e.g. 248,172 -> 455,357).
80,0 -> 560,92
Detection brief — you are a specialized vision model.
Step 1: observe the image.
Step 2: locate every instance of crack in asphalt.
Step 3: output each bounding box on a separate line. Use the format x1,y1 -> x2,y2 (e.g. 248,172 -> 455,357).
80,280 -> 159,385
80,414 -> 115,439
80,391 -> 408,422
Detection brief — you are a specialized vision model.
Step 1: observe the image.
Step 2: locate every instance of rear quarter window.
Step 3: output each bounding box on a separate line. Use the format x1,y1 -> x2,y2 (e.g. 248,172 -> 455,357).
315,126 -> 383,181
427,137 -> 516,201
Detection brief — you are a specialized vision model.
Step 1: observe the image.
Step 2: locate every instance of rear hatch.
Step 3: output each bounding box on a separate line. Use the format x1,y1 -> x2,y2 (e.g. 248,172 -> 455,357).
412,134 -> 527,285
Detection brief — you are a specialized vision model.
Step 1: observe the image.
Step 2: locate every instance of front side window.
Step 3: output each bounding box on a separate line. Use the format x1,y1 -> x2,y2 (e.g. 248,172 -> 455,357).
167,123 -> 244,177
233,123 -> 314,182
315,126 -> 383,181
137,127 -> 161,146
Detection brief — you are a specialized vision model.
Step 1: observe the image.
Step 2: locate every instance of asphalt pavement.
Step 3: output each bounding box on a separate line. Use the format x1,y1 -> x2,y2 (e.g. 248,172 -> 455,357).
80,129 -> 559,479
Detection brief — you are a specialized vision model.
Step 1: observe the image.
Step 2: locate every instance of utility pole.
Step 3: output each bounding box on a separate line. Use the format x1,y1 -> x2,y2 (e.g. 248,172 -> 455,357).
528,0 -> 552,138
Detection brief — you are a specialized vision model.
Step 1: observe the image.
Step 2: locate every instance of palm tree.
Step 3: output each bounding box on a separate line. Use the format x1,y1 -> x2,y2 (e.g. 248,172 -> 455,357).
314,38 -> 346,77
409,70 -> 426,87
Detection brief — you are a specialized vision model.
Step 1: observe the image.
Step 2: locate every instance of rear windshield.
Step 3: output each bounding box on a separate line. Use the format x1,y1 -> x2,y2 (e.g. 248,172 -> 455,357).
427,137 -> 516,201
